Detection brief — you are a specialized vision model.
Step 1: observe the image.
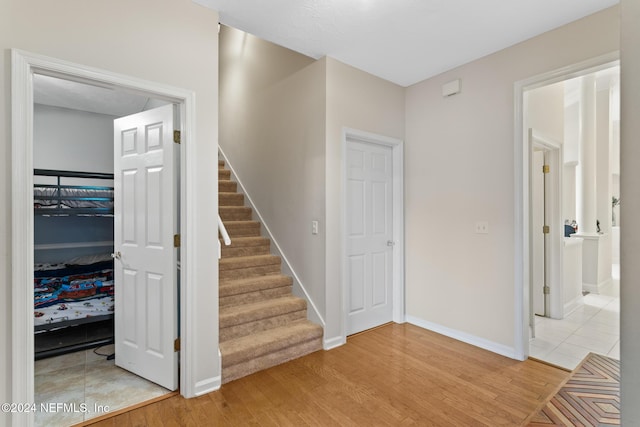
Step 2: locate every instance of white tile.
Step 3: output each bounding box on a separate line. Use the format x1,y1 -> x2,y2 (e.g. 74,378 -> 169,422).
573,325 -> 619,340
565,333 -> 618,354
591,311 -> 620,327
542,351 -> 583,371
552,342 -> 592,360
35,351 -> 85,375
530,338 -> 560,358
608,341 -> 621,360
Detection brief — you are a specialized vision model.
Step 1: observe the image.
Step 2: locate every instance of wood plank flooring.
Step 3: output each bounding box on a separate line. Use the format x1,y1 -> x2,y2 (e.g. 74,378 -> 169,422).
82,323 -> 568,426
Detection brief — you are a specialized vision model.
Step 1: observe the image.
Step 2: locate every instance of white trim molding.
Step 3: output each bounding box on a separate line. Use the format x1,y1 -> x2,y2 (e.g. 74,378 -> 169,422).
10,49 -> 209,425
406,316 -> 518,360
341,127 -> 405,343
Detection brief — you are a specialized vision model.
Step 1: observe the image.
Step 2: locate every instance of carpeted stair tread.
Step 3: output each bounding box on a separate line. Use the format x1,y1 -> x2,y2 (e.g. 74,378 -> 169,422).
220,321 -> 323,369
219,254 -> 280,271
219,192 -> 244,206
222,336 -> 322,384
218,160 -> 225,167
220,236 -> 270,258
219,254 -> 281,280
219,206 -> 252,221
220,295 -> 306,328
221,220 -> 261,237
219,169 -> 231,180
219,180 -> 237,192
220,274 -> 293,297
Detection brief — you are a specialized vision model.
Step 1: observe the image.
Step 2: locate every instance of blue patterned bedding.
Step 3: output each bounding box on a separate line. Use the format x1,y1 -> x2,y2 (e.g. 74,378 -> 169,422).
34,260 -> 114,328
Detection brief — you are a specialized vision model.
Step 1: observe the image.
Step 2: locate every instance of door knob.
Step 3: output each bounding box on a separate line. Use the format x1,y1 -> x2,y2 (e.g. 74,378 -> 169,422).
111,251 -> 122,259
387,241 -> 395,247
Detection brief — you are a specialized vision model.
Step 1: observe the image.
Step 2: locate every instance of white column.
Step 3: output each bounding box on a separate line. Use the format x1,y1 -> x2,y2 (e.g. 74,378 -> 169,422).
576,75 -> 598,235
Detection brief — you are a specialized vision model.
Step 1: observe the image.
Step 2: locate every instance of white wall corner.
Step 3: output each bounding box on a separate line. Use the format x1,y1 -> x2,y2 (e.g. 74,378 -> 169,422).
323,335 -> 347,351
193,376 -> 221,397
406,315 -> 519,360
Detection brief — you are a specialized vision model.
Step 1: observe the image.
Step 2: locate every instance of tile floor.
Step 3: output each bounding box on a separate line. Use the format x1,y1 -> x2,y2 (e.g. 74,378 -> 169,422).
35,344 -> 171,427
530,266 -> 620,370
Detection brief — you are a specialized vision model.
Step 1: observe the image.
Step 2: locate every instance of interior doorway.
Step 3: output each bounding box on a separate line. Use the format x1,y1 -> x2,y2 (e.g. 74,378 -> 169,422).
32,76 -> 177,426
515,53 -> 620,369
11,50 -> 198,427
342,128 -> 405,338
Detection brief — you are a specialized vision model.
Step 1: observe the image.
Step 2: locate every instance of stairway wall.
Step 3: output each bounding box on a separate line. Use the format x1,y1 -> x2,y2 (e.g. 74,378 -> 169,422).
219,25 -> 328,326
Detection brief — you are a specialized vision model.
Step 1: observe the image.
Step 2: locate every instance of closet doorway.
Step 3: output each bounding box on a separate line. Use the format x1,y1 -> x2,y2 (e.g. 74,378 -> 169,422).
10,50 -> 203,427
32,74 -> 178,426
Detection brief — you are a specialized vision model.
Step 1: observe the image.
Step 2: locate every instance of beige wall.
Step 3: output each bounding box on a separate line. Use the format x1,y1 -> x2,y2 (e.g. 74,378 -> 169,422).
219,28 -> 405,343
324,57 -> 405,341
620,0 -> 640,422
1,0 -> 219,415
404,6 -> 619,352
219,26 -> 328,320
526,82 -> 565,143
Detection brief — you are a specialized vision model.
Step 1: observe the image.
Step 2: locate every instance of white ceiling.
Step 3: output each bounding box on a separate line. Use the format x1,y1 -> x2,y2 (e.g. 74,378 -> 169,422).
33,74 -> 162,117
196,0 -> 618,87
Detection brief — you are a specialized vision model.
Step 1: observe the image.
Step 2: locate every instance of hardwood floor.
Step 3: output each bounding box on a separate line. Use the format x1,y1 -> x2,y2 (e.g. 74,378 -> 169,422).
83,324 -> 568,426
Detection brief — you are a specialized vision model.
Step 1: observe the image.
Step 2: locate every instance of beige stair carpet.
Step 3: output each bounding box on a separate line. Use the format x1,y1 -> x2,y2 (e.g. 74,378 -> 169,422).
218,160 -> 323,384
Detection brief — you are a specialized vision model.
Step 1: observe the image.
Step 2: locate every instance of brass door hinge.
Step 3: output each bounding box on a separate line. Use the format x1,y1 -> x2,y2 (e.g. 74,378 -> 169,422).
542,225 -> 550,234
174,234 -> 181,248
543,286 -> 550,295
543,164 -> 550,174
173,130 -> 181,144
174,338 -> 180,352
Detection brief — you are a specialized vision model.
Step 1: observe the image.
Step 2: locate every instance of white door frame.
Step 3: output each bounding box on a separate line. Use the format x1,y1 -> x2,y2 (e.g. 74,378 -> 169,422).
530,130 -> 563,321
11,49 -> 198,425
513,51 -> 619,359
341,128 -> 405,339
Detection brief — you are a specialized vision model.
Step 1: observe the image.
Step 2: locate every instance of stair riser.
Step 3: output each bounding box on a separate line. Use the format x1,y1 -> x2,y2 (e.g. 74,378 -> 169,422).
224,226 -> 261,238
219,208 -> 252,221
222,338 -> 323,384
219,285 -> 293,308
221,245 -> 270,258
219,181 -> 237,192
219,170 -> 231,180
219,193 -> 244,206
220,254 -> 280,271
219,265 -> 281,280
220,310 -> 307,342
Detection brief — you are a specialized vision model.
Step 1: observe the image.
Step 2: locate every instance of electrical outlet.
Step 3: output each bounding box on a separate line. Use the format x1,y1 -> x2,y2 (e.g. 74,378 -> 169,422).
475,221 -> 489,234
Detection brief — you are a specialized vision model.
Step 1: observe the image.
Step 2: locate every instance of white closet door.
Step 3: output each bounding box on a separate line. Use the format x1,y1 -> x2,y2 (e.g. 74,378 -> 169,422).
346,139 -> 394,335
113,104 -> 178,390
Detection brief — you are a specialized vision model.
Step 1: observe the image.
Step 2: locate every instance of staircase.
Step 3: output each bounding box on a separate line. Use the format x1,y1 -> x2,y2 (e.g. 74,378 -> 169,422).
218,159 -> 323,384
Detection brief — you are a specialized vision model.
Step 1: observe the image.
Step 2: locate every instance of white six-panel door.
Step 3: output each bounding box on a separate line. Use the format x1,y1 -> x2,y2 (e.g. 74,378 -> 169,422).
113,104 -> 178,390
346,139 -> 394,335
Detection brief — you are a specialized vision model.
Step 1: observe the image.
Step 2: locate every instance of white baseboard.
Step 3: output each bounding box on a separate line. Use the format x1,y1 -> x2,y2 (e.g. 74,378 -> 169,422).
193,376 -> 221,396
323,335 -> 346,351
583,277 -> 613,295
406,315 -> 518,360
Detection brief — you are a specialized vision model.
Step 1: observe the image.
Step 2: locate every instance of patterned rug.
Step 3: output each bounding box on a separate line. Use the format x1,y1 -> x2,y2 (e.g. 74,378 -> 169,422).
527,353 -> 620,426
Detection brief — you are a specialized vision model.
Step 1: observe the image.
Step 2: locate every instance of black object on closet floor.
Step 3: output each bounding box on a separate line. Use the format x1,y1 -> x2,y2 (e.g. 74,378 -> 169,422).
35,318 -> 114,360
